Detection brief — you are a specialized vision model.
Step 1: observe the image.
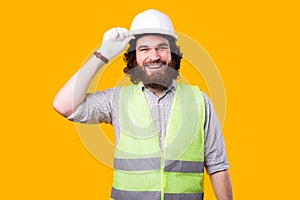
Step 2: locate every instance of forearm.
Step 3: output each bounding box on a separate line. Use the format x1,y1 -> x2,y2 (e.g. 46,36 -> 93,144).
210,170 -> 233,200
53,55 -> 105,117
53,27 -> 133,117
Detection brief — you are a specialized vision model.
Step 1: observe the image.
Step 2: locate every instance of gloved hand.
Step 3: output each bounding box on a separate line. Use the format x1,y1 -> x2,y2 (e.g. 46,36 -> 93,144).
98,27 -> 135,61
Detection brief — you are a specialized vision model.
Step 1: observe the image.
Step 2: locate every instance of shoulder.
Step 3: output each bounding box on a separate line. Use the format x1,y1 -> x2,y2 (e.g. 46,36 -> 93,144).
200,91 -> 211,105
92,86 -> 121,97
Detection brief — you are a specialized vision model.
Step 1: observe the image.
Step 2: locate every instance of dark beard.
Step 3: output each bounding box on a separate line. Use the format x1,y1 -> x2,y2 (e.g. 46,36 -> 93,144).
129,64 -> 179,88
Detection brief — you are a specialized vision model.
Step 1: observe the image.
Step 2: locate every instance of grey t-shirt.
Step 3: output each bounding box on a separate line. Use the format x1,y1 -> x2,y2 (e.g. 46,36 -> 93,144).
68,81 -> 229,174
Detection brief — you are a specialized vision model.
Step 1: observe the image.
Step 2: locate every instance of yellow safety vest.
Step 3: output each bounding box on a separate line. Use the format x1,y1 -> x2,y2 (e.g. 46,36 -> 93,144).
111,83 -> 205,200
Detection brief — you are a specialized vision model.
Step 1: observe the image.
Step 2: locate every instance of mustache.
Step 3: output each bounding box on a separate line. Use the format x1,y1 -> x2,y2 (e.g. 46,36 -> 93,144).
143,60 -> 167,67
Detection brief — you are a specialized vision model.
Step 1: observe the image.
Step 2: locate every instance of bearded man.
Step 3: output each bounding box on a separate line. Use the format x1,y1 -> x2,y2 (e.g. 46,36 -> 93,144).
53,9 -> 232,200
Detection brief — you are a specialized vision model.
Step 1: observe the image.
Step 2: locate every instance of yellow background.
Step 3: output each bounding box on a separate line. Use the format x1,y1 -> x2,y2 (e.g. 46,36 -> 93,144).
1,0 -> 299,199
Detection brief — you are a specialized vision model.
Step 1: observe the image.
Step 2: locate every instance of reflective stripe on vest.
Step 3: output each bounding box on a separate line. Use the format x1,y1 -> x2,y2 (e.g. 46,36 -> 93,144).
112,83 -> 205,200
111,187 -> 204,200
114,157 -> 204,173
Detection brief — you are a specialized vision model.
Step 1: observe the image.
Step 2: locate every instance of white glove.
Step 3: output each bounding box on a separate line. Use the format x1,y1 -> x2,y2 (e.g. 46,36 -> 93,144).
98,27 -> 135,61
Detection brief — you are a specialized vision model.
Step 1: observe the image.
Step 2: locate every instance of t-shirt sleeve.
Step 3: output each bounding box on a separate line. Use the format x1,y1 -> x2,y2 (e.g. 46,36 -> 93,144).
202,92 -> 230,174
67,88 -> 115,124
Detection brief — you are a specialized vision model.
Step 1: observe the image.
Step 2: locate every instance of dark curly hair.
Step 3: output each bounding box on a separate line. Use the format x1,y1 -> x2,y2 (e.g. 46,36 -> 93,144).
123,33 -> 183,84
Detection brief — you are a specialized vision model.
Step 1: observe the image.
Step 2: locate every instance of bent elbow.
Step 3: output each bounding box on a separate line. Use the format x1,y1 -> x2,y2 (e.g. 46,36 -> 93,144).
52,99 -> 72,118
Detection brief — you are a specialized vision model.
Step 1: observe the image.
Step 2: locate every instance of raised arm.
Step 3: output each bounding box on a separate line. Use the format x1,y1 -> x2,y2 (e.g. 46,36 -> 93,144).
52,27 -> 134,117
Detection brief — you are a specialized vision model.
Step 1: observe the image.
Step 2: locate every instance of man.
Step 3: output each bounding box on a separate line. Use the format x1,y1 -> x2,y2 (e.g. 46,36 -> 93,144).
53,9 -> 232,200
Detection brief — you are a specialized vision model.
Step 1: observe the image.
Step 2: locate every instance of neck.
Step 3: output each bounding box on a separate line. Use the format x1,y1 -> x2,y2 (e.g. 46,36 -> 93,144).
145,83 -> 167,97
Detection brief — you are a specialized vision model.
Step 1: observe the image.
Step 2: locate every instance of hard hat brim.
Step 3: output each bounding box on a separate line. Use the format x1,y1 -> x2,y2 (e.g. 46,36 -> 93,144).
130,28 -> 177,41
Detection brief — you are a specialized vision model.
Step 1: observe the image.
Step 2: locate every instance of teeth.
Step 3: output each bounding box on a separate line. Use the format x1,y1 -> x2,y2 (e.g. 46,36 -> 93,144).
145,63 -> 162,69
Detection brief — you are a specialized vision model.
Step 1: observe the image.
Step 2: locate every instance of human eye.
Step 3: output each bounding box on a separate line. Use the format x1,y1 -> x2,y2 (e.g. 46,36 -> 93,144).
138,46 -> 149,52
158,45 -> 169,51
139,48 -> 148,52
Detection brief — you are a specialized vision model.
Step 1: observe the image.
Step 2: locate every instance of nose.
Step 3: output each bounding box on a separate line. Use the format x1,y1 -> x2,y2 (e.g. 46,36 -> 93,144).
148,49 -> 160,61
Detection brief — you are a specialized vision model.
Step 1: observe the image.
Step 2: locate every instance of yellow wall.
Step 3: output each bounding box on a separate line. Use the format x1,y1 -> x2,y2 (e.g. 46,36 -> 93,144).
1,0 -> 299,199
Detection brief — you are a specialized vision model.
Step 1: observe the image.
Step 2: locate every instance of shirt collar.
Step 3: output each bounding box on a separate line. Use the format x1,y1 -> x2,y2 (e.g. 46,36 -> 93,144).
139,80 -> 177,92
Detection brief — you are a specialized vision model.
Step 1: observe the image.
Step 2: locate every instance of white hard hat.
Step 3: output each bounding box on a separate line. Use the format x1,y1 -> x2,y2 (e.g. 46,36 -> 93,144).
130,9 -> 177,40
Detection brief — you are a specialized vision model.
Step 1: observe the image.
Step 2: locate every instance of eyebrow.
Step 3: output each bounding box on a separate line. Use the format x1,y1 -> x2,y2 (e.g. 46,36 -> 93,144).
137,43 -> 169,50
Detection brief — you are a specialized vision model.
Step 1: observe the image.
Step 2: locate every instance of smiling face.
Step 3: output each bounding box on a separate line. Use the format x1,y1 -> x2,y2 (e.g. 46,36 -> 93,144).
134,35 -> 177,88
136,35 -> 172,68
